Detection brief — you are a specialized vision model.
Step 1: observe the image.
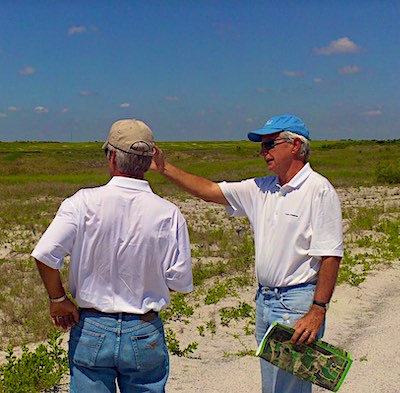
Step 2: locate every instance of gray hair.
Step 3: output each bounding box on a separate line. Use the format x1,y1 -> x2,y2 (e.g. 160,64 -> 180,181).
280,131 -> 310,162
106,144 -> 153,176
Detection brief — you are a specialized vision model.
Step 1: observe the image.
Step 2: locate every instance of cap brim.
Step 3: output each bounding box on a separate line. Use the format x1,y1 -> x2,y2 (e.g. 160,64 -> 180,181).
247,128 -> 281,142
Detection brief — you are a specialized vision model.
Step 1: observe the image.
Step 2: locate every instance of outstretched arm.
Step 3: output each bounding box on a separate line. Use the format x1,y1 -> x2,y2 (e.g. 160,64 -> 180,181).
151,145 -> 229,205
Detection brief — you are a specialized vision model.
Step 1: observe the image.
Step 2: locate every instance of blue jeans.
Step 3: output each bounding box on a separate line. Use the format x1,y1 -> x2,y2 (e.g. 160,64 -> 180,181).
255,283 -> 325,393
68,310 -> 169,393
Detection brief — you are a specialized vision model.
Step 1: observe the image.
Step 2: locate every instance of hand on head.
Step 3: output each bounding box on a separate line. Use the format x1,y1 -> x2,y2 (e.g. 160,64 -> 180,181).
150,145 -> 166,174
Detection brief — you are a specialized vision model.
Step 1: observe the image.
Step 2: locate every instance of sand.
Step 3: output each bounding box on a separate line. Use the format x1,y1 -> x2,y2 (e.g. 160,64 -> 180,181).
166,263 -> 400,393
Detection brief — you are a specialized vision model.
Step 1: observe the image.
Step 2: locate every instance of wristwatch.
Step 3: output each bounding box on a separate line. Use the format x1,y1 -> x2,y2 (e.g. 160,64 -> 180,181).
313,300 -> 329,310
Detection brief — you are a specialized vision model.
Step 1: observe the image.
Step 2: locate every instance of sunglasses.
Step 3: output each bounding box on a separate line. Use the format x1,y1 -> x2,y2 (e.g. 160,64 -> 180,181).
260,138 -> 287,151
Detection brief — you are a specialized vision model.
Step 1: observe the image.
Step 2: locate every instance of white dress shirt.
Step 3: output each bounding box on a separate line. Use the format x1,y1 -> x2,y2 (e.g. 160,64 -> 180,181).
32,176 -> 193,313
219,163 -> 343,288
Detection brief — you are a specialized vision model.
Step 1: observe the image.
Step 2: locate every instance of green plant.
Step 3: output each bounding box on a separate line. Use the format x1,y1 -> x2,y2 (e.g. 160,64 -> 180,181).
197,325 -> 205,337
0,331 -> 68,393
204,279 -> 234,305
160,292 -> 194,323
376,161 -> 400,184
220,302 -> 255,327
164,328 -> 198,357
206,321 -> 217,335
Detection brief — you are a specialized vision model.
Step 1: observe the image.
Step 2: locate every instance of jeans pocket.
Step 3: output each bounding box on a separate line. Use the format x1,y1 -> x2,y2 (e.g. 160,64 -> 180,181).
130,326 -> 167,371
279,287 -> 315,314
69,324 -> 106,367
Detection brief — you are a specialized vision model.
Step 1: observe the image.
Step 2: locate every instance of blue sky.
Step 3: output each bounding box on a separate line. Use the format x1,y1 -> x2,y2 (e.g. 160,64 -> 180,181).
0,0 -> 399,142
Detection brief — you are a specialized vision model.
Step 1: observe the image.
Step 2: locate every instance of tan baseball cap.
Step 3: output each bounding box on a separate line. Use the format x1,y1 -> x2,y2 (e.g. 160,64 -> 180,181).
102,119 -> 154,156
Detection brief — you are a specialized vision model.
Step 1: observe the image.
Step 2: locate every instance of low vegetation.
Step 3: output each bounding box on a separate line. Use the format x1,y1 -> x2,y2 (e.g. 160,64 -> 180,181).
0,139 -> 399,391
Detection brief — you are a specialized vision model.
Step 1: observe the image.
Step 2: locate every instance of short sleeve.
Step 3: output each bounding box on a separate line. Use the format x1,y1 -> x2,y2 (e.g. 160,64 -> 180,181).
309,187 -> 343,257
218,179 -> 257,218
165,215 -> 193,293
31,199 -> 78,269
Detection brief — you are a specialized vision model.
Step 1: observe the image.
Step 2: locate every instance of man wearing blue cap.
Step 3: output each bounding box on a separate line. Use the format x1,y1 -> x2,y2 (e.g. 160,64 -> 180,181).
151,114 -> 343,393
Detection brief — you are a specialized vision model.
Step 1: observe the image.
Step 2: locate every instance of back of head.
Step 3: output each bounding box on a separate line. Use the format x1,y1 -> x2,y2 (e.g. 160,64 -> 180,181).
103,119 -> 155,176
103,119 -> 154,156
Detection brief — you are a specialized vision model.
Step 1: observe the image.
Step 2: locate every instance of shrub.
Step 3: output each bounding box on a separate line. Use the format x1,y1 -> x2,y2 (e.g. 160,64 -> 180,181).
376,161 -> 400,184
0,332 -> 68,393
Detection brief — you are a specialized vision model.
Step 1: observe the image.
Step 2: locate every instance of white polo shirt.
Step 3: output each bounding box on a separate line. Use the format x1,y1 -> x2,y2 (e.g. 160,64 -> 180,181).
219,163 -> 343,288
31,176 -> 193,313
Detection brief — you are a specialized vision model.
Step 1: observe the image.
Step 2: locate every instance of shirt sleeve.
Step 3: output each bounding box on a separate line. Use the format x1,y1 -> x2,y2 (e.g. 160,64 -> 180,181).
218,179 -> 256,218
164,214 -> 193,293
31,198 -> 78,270
309,186 -> 343,258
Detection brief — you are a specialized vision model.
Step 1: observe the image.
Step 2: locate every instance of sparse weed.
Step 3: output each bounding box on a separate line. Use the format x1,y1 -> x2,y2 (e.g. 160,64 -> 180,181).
165,328 -> 198,358
206,321 -> 217,336
160,292 -> 194,323
220,302 -> 255,327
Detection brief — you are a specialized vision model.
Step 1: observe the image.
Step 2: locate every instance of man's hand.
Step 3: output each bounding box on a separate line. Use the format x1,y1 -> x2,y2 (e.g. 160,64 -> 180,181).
50,298 -> 79,330
290,305 -> 326,345
150,145 -> 165,174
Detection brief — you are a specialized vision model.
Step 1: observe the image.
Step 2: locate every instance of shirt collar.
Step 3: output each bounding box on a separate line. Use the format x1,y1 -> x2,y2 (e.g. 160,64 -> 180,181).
108,176 -> 153,192
277,163 -> 312,193
285,162 -> 312,189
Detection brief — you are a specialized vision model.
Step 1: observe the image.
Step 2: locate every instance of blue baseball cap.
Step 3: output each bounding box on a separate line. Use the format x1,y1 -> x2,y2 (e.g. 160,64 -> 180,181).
247,114 -> 310,142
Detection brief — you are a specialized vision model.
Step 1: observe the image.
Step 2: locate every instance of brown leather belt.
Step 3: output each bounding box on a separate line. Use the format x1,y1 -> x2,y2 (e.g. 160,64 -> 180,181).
79,308 -> 158,322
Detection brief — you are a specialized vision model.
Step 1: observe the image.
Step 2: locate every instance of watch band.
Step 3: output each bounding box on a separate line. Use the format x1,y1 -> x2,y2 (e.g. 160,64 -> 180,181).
313,300 -> 328,309
49,294 -> 67,303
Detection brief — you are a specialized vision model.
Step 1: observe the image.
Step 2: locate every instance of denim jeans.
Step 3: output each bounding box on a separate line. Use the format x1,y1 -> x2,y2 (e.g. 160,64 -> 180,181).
255,283 -> 325,393
68,310 -> 169,393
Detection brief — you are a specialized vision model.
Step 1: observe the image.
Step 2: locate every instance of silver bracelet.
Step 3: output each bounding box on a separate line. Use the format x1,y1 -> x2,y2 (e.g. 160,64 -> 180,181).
49,294 -> 67,303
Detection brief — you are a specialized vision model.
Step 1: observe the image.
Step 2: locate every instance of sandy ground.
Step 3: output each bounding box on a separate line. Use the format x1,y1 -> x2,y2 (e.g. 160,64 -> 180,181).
166,263 -> 400,393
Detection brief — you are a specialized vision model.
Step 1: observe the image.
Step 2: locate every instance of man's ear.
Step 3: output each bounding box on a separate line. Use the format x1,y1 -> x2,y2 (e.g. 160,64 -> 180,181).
292,138 -> 302,154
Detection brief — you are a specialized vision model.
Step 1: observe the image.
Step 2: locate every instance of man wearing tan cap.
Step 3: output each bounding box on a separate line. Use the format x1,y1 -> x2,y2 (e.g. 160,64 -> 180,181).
32,119 -> 193,392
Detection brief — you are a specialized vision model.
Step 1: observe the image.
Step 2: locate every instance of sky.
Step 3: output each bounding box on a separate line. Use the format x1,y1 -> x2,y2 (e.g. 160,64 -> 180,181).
0,0 -> 399,142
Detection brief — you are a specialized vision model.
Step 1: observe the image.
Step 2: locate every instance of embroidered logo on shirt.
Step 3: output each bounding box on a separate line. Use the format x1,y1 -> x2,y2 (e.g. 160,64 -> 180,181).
285,213 -> 299,217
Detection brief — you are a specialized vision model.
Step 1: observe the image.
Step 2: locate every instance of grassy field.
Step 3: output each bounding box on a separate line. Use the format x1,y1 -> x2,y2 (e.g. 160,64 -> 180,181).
0,139 -> 399,352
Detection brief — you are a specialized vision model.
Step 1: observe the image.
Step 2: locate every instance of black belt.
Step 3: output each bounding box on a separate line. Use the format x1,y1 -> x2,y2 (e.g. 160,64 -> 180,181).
79,308 -> 158,322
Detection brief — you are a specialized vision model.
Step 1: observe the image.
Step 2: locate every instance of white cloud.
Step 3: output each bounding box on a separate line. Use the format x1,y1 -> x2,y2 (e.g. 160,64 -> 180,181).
283,70 -> 304,77
61,107 -> 70,113
8,106 -> 18,112
0,113 -> 7,119
165,96 -> 180,101
361,109 -> 383,117
19,66 -> 36,75
80,90 -> 93,96
338,65 -> 360,74
314,37 -> 362,55
68,25 -> 87,35
313,77 -> 323,84
34,106 -> 49,113
120,102 -> 131,108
